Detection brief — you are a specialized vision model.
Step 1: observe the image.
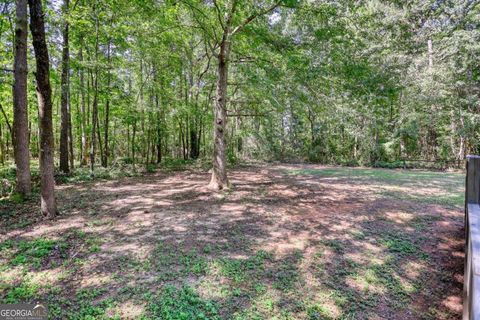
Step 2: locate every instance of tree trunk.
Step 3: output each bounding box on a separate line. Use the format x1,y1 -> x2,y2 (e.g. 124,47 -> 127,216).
459,116 -> 466,160
111,120 -> 116,160
209,40 -> 230,190
127,124 -> 130,162
185,115 -> 190,158
427,39 -> 433,70
156,102 -> 162,164
13,0 -> 31,196
68,103 -> 74,170
132,120 -> 136,169
0,124 -> 5,166
190,126 -> 199,159
146,122 -> 151,165
90,80 -> 98,175
96,113 -> 103,164
90,11 -> 99,176
28,0 -> 57,217
103,41 -> 111,167
59,0 -> 70,173
179,119 -> 186,160
79,46 -> 87,165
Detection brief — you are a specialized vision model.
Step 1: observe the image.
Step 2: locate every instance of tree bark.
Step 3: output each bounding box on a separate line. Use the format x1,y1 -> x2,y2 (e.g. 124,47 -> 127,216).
59,0 -> 70,173
209,39 -> 230,190
96,111 -> 103,164
132,120 -> 136,168
13,0 -> 31,196
78,45 -> 87,165
179,119 -> 186,160
427,39 -> 433,70
190,125 -> 199,159
28,0 -> 57,217
68,101 -> 74,170
103,41 -> 111,167
90,10 -> 99,176
0,124 -> 5,166
155,99 -> 162,164
90,77 -> 98,176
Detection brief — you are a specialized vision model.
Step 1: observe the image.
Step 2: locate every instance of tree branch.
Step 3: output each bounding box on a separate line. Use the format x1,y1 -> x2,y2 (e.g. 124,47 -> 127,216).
227,113 -> 267,117
0,103 -> 13,137
212,0 -> 225,30
181,0 -> 220,47
231,1 -> 280,36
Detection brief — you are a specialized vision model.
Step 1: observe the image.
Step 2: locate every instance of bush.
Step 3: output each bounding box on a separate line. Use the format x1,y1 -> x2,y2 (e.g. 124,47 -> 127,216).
372,160 -> 405,169
161,158 -> 195,171
307,145 -> 325,163
0,179 -> 13,197
340,159 -> 360,167
227,151 -> 238,165
146,163 -> 157,173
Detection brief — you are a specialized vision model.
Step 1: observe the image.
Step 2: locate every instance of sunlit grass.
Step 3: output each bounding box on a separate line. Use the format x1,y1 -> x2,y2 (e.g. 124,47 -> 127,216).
286,167 -> 464,207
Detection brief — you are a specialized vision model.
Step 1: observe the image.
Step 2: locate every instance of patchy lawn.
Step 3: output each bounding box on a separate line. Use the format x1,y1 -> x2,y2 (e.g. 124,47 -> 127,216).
0,164 -> 464,319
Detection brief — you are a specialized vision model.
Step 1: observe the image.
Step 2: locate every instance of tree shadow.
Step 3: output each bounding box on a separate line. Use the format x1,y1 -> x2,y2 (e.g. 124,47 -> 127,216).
0,164 -> 464,319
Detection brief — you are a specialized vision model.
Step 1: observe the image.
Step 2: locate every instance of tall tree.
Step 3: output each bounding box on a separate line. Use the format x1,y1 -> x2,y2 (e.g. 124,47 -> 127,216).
28,0 -> 57,217
90,4 -> 99,176
193,0 -> 285,190
102,39 -> 112,167
78,44 -> 87,166
59,0 -> 70,173
207,1 -> 235,190
13,0 -> 31,196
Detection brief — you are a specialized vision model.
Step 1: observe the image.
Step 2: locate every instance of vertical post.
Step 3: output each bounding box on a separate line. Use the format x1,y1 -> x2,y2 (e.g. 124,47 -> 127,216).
467,156 -> 480,205
464,155 -> 480,319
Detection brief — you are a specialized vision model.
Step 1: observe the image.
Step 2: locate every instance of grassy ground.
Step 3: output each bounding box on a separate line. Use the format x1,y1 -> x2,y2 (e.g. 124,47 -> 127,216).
0,164 -> 464,319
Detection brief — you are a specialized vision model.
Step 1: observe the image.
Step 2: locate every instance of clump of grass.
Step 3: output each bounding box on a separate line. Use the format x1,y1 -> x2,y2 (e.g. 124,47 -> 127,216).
383,238 -> 417,255
9,192 -> 25,203
307,304 -> 335,320
350,230 -> 366,240
3,280 -> 40,303
152,244 -> 209,279
1,238 -> 67,269
218,250 -> 272,284
179,249 -> 208,276
271,251 -> 303,291
47,287 -> 114,319
323,239 -> 345,253
379,233 -> 422,257
147,285 -> 220,320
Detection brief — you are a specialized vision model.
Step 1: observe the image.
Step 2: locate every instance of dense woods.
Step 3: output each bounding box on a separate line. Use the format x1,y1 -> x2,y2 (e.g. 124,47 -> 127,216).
0,0 -> 479,202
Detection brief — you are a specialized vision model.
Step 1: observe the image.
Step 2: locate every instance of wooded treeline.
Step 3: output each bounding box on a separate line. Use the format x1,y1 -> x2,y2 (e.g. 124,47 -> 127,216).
0,0 -> 479,210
